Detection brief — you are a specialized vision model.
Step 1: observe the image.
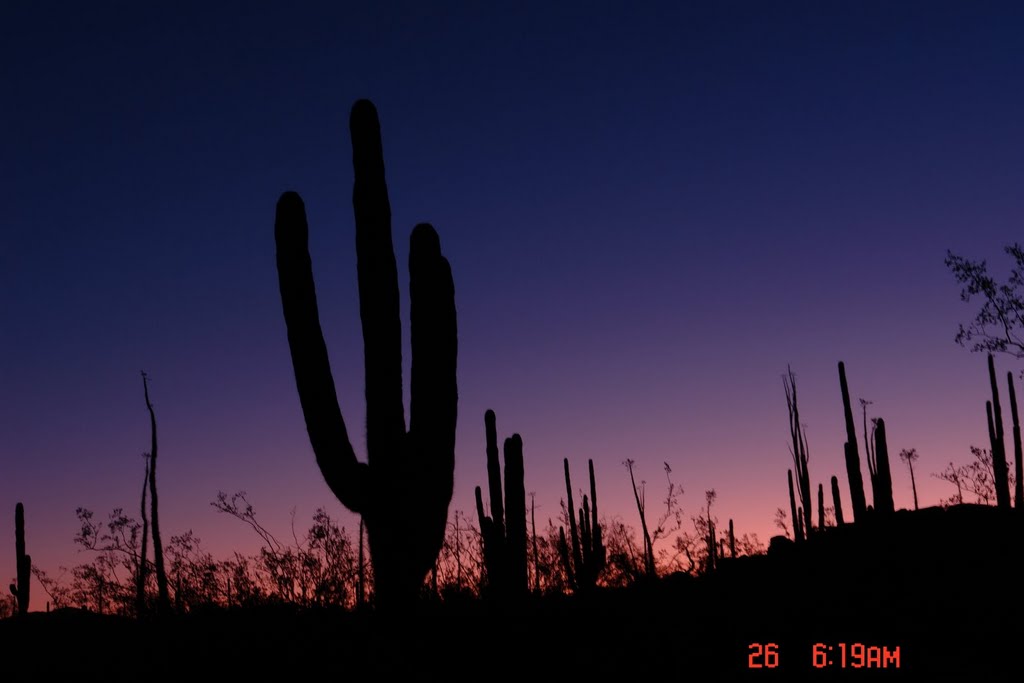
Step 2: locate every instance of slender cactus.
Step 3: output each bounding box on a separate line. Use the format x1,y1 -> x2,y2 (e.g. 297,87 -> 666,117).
558,459 -> 605,591
831,475 -> 845,525
728,519 -> 735,558
10,503 -> 30,615
818,483 -> 825,529
1008,372 -> 1024,509
987,355 -> 1012,508
141,372 -> 170,614
275,100 -> 457,607
474,410 -> 527,596
839,362 -> 867,522
871,418 -> 895,514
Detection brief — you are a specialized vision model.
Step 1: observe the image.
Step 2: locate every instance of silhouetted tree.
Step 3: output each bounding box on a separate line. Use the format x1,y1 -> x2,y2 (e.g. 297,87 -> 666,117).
274,100 -> 457,609
784,367 -> 812,536
933,446 -> 1017,506
787,469 -> 801,541
773,507 -> 790,539
623,460 -> 682,577
136,456 -> 149,616
899,448 -> 920,511
945,244 -> 1024,362
141,372 -> 170,613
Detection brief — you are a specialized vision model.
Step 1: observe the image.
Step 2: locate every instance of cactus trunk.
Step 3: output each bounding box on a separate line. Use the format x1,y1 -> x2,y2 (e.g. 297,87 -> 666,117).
11,503 -> 30,615
987,355 -> 1012,508
831,475 -> 845,525
728,519 -> 735,558
839,362 -> 867,522
818,483 -> 825,529
560,459 -> 605,591
275,100 -> 457,609
871,418 -> 895,514
475,410 -> 527,596
1008,372 -> 1024,509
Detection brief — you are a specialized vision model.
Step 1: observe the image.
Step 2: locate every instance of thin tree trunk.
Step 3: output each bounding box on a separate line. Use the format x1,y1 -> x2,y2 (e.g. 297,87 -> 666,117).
136,458 -> 150,617
142,372 -> 170,613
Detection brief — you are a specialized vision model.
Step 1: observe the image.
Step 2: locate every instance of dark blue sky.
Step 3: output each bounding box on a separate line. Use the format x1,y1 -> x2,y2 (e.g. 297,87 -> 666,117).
4,1 -> 1024,596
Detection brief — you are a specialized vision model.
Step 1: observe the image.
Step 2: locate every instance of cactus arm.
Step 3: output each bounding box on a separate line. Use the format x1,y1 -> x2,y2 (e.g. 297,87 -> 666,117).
563,459 -> 583,576
275,192 -> 369,513
350,99 -> 406,466
503,434 -> 527,593
588,459 -> 603,562
484,410 -> 505,539
408,222 -> 458,499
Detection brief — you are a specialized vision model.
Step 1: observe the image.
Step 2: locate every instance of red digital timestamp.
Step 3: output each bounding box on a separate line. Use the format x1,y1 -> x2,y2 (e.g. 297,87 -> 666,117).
747,642 -> 901,669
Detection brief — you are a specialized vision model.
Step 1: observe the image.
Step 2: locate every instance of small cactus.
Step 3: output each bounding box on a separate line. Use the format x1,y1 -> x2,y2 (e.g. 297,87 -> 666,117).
474,410 -> 527,597
10,503 -> 30,615
831,475 -> 845,525
558,459 -> 605,592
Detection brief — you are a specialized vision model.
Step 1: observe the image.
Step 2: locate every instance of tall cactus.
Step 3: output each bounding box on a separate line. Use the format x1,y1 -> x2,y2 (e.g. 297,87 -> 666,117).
474,410 -> 527,596
10,503 -> 30,615
558,459 -> 605,591
1008,372 -> 1024,509
869,418 -> 894,514
986,355 -> 1011,509
275,100 -> 457,608
831,475 -> 845,525
839,362 -> 868,522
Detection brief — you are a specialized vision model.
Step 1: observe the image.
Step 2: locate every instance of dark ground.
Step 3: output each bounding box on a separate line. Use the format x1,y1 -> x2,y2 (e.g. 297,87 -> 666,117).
3,504 -> 1019,681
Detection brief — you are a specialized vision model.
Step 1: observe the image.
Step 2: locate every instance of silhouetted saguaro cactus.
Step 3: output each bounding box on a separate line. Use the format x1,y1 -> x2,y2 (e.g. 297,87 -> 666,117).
987,355 -> 1012,509
728,519 -> 735,558
818,483 -> 825,529
831,475 -> 845,525
839,362 -> 868,522
275,100 -> 457,608
10,503 -> 30,615
558,459 -> 605,591
474,410 -> 527,596
1008,372 -> 1024,509
869,418 -> 894,514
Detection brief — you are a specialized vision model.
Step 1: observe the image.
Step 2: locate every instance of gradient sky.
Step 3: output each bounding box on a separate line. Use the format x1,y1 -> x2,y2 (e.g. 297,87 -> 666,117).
4,2 -> 1024,608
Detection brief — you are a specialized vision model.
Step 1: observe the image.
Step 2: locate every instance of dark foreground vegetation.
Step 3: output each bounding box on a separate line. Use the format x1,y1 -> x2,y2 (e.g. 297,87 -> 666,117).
4,505 -> 1019,681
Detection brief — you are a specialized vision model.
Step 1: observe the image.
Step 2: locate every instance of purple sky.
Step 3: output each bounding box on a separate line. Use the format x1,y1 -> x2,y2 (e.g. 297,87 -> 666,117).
4,2 -> 1023,606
